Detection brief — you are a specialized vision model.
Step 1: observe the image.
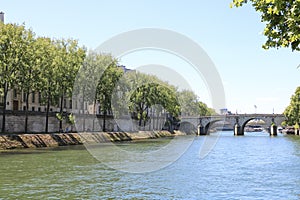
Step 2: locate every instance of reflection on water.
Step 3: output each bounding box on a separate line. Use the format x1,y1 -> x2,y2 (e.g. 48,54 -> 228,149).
0,132 -> 300,199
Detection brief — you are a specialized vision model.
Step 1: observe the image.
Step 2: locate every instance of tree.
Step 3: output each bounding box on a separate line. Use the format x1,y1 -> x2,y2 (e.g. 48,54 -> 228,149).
177,90 -> 216,116
231,0 -> 300,51
198,101 -> 215,116
126,72 -> 180,127
284,86 -> 300,125
74,51 -> 116,131
0,23 -> 33,133
129,83 -> 156,127
54,39 -> 86,132
156,83 -> 180,118
96,63 -> 123,131
178,90 -> 200,116
15,30 -> 40,133
36,37 -> 60,133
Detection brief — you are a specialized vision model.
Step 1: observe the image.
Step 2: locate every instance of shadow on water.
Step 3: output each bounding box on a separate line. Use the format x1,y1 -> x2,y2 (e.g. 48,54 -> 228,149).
0,144 -> 86,156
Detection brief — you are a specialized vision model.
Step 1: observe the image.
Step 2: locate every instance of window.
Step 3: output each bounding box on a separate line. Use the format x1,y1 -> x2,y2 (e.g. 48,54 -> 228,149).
69,100 -> 72,109
38,107 -> 41,112
32,92 -> 35,103
32,107 -> 35,111
63,99 -> 67,109
23,106 -> 26,111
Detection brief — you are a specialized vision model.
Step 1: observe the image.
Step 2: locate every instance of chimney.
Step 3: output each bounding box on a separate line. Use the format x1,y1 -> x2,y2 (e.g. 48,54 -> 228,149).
0,12 -> 4,23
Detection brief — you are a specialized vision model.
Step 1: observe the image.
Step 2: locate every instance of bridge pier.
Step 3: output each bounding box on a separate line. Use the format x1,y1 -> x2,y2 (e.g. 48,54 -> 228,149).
270,125 -> 277,136
295,129 -> 299,135
234,124 -> 243,136
197,125 -> 208,135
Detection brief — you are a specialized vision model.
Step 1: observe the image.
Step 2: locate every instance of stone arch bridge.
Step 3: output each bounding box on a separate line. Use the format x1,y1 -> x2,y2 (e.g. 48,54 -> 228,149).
179,114 -> 286,136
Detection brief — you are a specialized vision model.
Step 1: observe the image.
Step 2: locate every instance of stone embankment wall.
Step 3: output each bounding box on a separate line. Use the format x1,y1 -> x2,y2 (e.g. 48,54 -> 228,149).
0,111 -> 117,133
0,131 -> 184,150
0,111 -> 167,133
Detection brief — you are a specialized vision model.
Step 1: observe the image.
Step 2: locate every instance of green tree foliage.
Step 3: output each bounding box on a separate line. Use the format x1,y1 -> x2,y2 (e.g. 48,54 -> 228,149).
0,23 -> 34,132
36,37 -> 60,133
15,30 -> 39,133
178,90 -> 215,116
284,86 -> 300,125
199,101 -> 216,116
231,0 -> 300,51
54,39 -> 86,131
118,70 -> 179,126
74,51 -> 116,131
96,62 -> 123,131
112,71 -> 214,129
0,23 -> 87,133
124,71 -> 180,127
178,90 -> 199,116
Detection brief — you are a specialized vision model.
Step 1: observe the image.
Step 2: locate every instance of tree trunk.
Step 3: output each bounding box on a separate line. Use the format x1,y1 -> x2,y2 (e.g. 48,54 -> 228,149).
144,108 -> 149,128
92,99 -> 96,131
139,111 -> 143,127
1,87 -> 8,133
82,95 -> 85,132
45,88 -> 51,133
103,110 -> 106,132
59,94 -> 64,132
24,92 -> 29,133
156,111 -> 160,130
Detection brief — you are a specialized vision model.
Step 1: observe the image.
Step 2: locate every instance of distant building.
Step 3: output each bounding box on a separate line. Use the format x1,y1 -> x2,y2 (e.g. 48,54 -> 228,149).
0,89 -> 74,113
0,12 -> 4,23
220,108 -> 232,115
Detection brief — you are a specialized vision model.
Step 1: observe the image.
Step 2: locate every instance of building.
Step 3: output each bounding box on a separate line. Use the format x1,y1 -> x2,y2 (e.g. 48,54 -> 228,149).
0,12 -> 4,23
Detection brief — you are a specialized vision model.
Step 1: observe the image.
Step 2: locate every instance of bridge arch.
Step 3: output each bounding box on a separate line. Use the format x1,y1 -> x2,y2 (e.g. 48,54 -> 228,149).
179,121 -> 197,134
240,118 -> 270,134
202,119 -> 224,135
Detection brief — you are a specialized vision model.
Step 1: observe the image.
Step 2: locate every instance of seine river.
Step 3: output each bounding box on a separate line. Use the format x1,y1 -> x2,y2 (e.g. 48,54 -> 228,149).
0,131 -> 300,199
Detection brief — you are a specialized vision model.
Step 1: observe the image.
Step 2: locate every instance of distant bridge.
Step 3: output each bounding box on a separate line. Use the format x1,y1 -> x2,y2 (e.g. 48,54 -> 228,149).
178,114 -> 286,136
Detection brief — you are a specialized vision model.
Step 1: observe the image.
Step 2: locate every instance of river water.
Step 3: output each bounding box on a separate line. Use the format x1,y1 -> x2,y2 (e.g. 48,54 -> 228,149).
0,131 -> 300,199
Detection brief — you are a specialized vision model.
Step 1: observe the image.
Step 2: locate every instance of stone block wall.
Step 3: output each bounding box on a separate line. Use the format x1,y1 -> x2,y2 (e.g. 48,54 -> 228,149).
0,111 -> 167,133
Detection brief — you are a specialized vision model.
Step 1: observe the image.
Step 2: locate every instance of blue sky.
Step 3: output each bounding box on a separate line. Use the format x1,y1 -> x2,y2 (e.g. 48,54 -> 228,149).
1,0 -> 299,114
